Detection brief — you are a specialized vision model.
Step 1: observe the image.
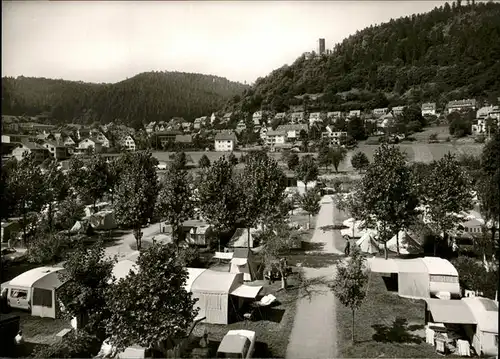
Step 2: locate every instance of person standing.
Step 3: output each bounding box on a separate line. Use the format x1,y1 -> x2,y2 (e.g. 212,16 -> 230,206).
344,240 -> 351,256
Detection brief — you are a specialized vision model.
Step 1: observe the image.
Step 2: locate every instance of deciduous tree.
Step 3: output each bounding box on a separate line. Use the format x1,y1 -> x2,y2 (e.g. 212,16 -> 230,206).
58,240 -> 115,339
197,156 -> 241,234
287,152 -> 300,171
105,242 -> 199,356
198,154 -> 211,168
421,153 -> 474,255
42,160 -> 70,231
301,190 -> 321,228
351,151 -> 370,172
330,146 -> 347,173
355,144 -> 419,258
156,164 -> 194,249
114,151 -> 159,250
295,154 -> 319,190
331,246 -> 368,343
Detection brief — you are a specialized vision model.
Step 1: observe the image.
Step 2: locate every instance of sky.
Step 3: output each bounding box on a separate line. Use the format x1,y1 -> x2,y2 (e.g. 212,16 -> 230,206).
2,1 -> 446,85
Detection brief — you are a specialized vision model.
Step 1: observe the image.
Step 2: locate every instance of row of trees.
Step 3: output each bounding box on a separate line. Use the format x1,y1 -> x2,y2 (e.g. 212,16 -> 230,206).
338,134 -> 500,259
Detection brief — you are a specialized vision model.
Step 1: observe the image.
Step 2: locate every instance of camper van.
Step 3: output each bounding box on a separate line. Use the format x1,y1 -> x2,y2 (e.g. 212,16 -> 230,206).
1,267 -> 66,318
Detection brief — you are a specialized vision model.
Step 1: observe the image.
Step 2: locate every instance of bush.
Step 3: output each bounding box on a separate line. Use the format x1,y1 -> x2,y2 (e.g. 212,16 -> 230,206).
474,134 -> 486,143
27,233 -> 69,264
451,256 -> 499,299
32,330 -> 99,358
428,133 -> 438,143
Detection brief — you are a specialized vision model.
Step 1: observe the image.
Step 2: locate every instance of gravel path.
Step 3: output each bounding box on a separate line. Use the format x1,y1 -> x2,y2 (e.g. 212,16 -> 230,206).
286,195 -> 344,359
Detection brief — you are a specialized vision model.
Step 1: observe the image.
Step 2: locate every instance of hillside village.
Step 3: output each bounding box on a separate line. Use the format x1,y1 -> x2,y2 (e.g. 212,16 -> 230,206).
2,97 -> 500,163
1,1 -> 499,359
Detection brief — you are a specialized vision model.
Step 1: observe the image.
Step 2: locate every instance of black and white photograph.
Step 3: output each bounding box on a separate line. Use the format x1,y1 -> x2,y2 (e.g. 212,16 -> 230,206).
1,0 -> 499,358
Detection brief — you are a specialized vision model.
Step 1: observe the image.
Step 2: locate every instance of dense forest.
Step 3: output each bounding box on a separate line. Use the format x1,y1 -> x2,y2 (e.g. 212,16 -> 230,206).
226,1 -> 500,114
2,72 -> 248,128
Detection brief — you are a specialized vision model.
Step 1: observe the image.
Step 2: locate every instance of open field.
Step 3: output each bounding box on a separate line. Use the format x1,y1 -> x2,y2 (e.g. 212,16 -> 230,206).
336,271 -> 450,358
411,126 -> 451,142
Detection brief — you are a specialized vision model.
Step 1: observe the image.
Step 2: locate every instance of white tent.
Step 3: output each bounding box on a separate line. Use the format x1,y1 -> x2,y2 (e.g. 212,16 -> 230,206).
341,221 -> 366,239
356,230 -> 380,254
229,248 -> 258,281
386,230 -> 423,254
342,217 -> 356,227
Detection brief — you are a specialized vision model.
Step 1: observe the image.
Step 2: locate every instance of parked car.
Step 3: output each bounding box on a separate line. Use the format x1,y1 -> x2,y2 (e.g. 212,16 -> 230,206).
216,330 -> 256,359
1,248 -> 27,267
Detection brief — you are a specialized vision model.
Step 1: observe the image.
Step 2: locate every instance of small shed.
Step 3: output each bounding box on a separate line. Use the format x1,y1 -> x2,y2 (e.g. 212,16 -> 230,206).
462,297 -> 498,357
398,257 -> 460,299
229,248 -> 257,281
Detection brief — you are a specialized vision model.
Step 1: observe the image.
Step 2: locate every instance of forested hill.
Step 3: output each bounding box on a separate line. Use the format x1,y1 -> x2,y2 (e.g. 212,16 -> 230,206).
226,1 -> 500,114
2,71 -> 249,128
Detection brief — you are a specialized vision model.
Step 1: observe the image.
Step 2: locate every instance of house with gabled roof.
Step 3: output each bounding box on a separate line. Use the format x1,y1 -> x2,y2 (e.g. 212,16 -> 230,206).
12,142 -> 50,163
78,137 -> 103,153
266,129 -> 286,148
43,140 -> 70,161
222,112 -> 233,123
91,131 -> 110,148
236,120 -> 247,133
214,131 -> 237,152
321,126 -> 347,146
119,135 -> 136,151
327,111 -> 342,121
145,121 -> 156,134
63,135 -> 77,147
372,108 -> 388,117
447,99 -> 477,114
276,124 -> 308,140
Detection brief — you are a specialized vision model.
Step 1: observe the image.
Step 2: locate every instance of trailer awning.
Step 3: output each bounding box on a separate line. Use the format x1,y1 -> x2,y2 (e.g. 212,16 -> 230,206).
213,252 -> 233,260
425,299 -> 477,325
230,284 -> 263,298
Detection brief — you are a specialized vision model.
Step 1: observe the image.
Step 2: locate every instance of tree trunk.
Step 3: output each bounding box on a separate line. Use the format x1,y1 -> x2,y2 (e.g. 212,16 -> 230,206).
352,309 -> 355,343
396,231 -> 400,255
247,227 -> 251,251
308,214 -> 311,228
22,202 -> 27,247
384,241 -> 388,259
134,227 -> 143,251
48,202 -> 53,232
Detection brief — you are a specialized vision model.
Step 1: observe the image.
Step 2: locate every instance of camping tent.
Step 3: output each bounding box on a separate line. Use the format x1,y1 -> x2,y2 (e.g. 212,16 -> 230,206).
356,230 -> 380,254
189,270 -> 263,324
111,260 -> 138,282
3,267 -> 66,318
462,297 -> 498,357
386,230 -> 423,254
340,221 -> 366,239
397,257 -> 460,299
229,248 -> 258,281
87,210 -> 117,230
228,228 -> 260,248
69,220 -> 94,235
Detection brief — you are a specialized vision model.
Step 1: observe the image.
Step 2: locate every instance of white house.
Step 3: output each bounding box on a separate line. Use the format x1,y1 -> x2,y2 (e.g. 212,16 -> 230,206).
145,121 -> 156,134
119,135 -> 136,151
372,108 -> 388,117
266,130 -> 286,147
210,113 -> 217,125
276,124 -> 308,141
321,126 -> 347,146
92,131 -> 110,148
290,112 -> 306,124
252,111 -> 263,126
348,110 -> 361,118
327,111 -> 342,121
392,106 -> 405,116
447,99 -> 477,114
421,103 -> 437,116
308,112 -> 323,126
78,138 -> 103,153
214,132 -> 237,152
260,126 -> 270,142
274,112 -> 287,122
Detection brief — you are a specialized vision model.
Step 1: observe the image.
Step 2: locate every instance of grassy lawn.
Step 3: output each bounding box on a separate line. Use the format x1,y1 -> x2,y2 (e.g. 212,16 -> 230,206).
336,271 -> 445,358
191,274 -> 302,358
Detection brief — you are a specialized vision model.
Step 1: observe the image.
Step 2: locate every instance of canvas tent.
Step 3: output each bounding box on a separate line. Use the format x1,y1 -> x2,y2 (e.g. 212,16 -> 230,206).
228,228 -> 260,248
229,248 -> 257,281
69,220 -> 94,235
86,210 -> 117,230
462,297 -> 498,357
397,257 -> 460,299
189,270 -> 263,324
340,220 -> 367,239
111,260 -> 138,282
2,267 -> 66,318
386,230 -> 423,254
356,230 -> 380,254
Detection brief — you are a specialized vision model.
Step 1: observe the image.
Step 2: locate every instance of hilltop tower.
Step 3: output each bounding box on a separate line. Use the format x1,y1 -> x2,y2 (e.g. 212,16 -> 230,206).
317,38 -> 325,55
